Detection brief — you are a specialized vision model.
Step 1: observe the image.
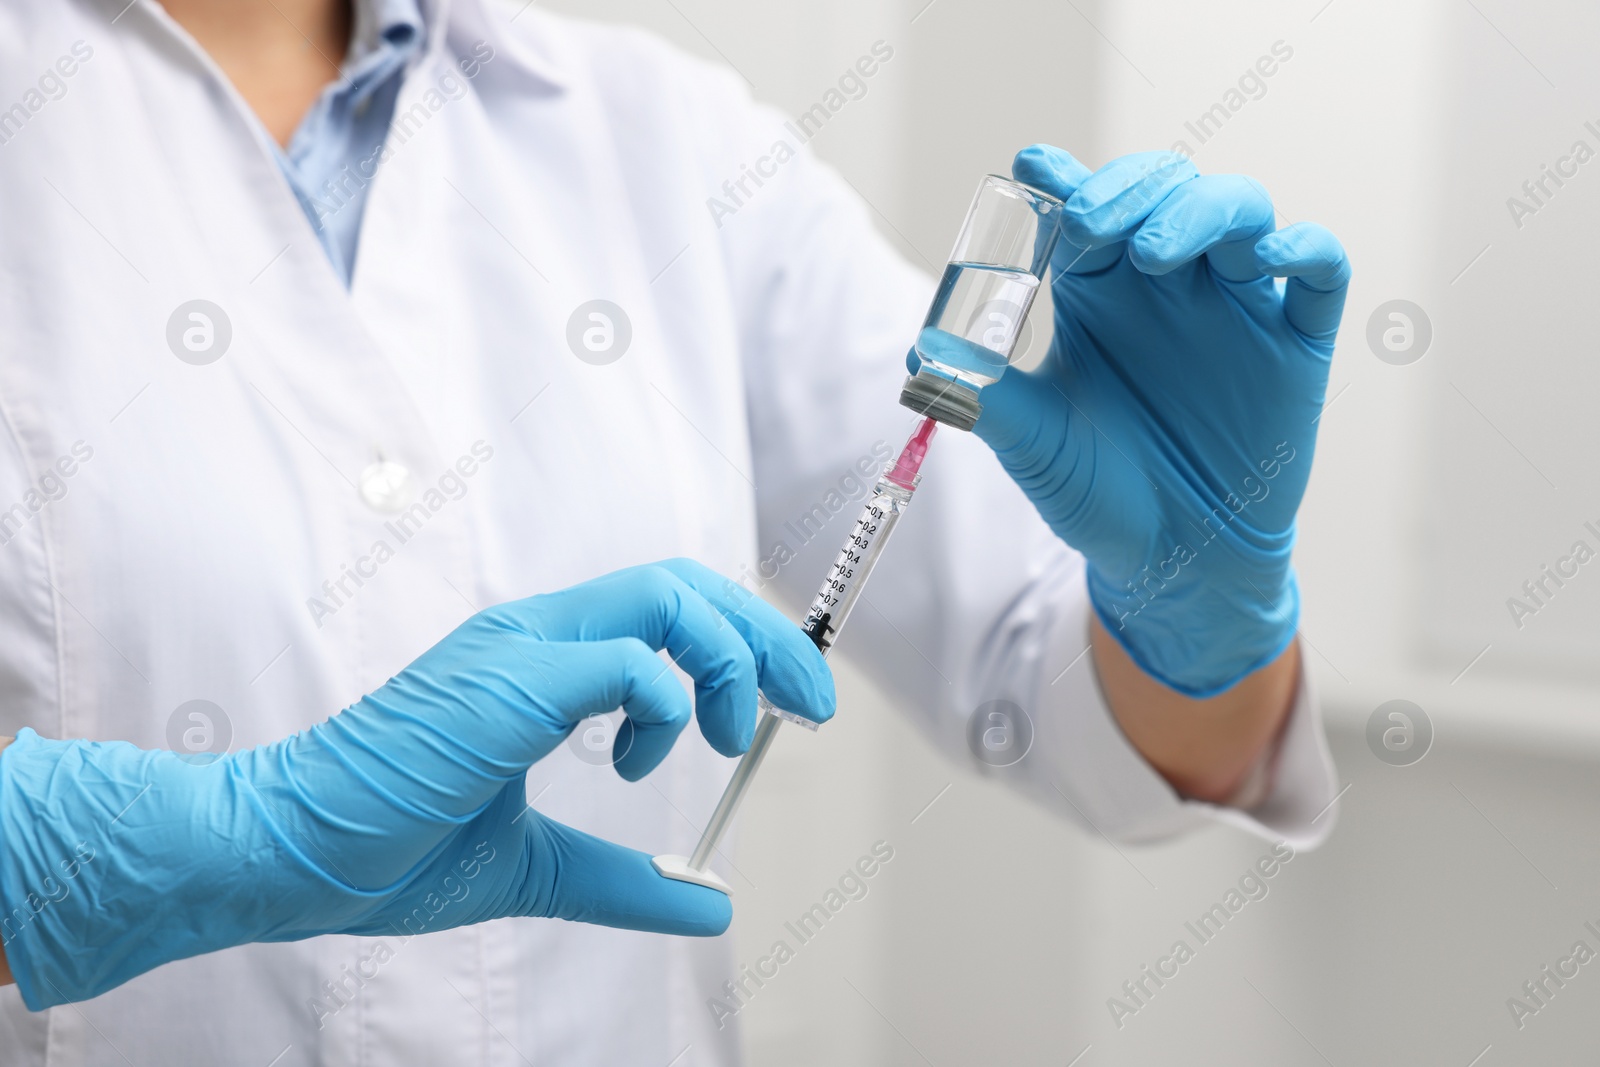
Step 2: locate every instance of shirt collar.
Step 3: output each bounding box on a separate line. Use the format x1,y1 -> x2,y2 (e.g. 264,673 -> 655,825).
348,0 -> 426,68
337,0 -> 426,109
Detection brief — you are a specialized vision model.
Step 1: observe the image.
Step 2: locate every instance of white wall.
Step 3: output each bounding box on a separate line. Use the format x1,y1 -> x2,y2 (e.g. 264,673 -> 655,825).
539,0 -> 1600,1060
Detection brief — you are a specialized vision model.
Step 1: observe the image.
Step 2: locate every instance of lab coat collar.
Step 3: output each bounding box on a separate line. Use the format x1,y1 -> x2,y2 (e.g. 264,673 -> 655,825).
115,0 -> 566,95
445,0 -> 570,93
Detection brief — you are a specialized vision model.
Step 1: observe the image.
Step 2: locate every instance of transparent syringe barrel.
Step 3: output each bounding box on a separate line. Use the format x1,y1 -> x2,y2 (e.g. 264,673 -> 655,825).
685,476 -> 915,871
799,479 -> 914,656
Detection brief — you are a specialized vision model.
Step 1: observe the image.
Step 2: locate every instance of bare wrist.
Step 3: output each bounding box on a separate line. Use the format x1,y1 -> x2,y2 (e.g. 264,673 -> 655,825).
1091,617 -> 1300,804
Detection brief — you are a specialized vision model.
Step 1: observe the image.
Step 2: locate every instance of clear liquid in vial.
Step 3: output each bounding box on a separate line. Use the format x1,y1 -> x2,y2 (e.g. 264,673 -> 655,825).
914,261 -> 1040,388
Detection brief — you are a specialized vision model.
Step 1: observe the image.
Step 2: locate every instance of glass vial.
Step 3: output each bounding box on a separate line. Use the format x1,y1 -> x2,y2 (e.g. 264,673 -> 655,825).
900,175 -> 1063,431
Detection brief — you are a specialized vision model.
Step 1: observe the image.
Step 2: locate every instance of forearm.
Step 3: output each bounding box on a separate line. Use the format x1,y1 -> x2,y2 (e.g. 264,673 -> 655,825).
1091,617 -> 1299,804
1,734 -> 12,988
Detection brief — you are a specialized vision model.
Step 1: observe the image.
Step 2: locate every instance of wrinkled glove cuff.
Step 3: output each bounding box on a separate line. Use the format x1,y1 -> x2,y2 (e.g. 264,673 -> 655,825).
1086,565 -> 1300,699
0,730 -> 297,1010
0,730 -> 113,1011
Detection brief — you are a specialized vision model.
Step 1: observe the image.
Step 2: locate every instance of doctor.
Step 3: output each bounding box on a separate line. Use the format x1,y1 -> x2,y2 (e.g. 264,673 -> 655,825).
0,0 -> 1349,1064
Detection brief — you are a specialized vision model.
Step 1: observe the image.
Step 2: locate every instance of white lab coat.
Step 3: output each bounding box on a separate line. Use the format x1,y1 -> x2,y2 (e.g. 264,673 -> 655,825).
0,0 -> 1338,1063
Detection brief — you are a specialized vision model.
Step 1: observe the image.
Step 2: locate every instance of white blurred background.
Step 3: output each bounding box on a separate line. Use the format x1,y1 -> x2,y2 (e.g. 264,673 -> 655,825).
544,0 -> 1600,1061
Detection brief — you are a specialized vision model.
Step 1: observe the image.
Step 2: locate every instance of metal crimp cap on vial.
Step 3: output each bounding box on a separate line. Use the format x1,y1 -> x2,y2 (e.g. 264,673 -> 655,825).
899,368 -> 982,432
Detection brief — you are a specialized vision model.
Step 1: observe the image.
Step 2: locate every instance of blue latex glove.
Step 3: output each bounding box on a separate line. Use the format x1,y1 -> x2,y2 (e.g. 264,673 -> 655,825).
0,559 -> 832,1010
951,145 -> 1351,696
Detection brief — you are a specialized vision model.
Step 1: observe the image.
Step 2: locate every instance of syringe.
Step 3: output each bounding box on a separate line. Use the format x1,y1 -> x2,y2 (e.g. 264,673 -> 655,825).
650,173 -> 1060,893
652,416 -> 938,893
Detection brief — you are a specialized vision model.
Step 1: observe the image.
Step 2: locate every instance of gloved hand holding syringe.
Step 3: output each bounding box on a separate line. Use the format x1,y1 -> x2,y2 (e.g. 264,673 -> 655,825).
654,173 -> 1064,893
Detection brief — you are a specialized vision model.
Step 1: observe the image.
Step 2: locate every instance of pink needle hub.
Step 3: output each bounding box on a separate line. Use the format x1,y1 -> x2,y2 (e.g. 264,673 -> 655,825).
884,416 -> 938,490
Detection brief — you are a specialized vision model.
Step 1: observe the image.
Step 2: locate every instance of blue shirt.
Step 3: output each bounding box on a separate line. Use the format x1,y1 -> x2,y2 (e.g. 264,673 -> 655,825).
275,0 -> 425,285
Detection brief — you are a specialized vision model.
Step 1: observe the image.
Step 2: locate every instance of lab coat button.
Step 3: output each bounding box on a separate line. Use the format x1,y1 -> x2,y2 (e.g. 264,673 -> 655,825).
359,460 -> 414,513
